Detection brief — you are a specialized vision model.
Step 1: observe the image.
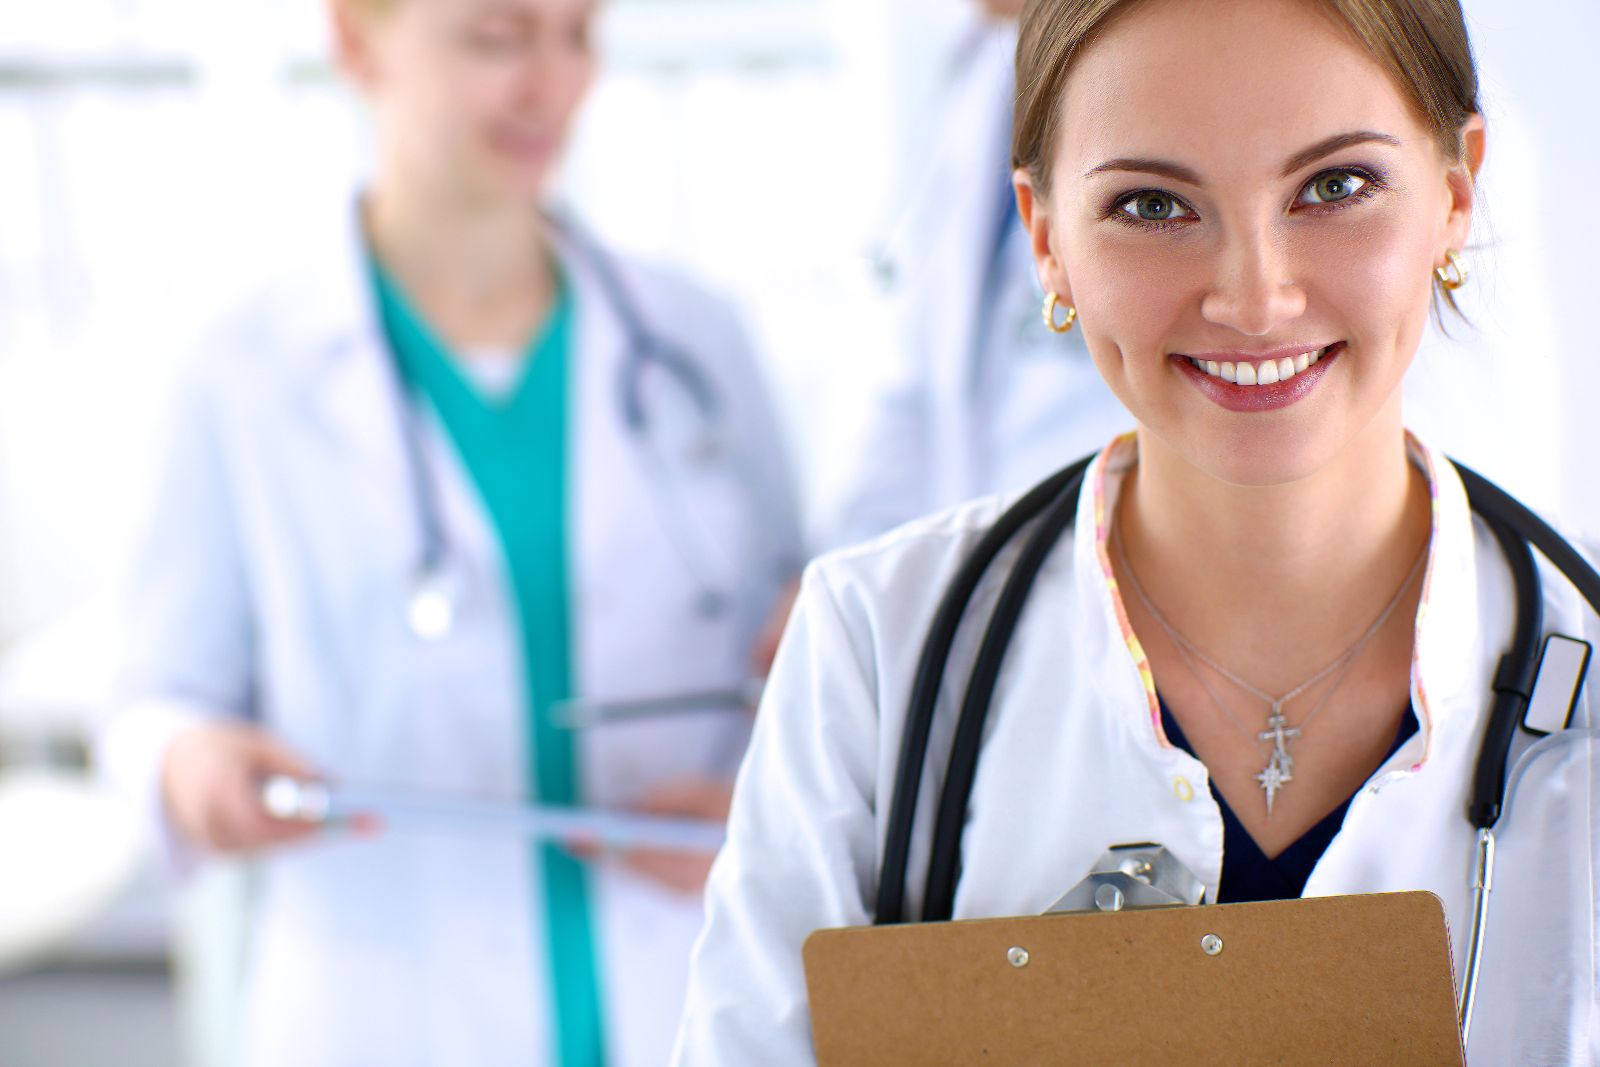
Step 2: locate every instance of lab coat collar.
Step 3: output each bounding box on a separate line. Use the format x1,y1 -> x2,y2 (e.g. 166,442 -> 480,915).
1073,430 -> 1484,771
282,197 -> 616,384
545,211 -> 627,390
279,196 -> 386,376
285,197 -> 412,507
285,197 -> 624,579
1405,432 -> 1486,761
1071,433 -> 1164,750
286,198 -> 620,478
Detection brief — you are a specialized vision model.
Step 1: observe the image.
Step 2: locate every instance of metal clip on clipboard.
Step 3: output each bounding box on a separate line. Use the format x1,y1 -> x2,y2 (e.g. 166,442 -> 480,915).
1047,843 -> 1208,914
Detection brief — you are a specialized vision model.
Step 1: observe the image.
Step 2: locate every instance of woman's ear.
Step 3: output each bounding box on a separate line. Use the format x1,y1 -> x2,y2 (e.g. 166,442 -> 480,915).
1439,113 -> 1486,258
1014,169 -> 1073,305
328,0 -> 380,89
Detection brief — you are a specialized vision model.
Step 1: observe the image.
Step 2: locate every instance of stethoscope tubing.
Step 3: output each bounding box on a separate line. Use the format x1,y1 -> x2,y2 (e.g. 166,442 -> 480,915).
922,464 -> 1087,922
875,450 -> 1600,1042
1467,510 -> 1542,832
545,211 -> 721,435
874,456 -> 1093,927
389,209 -> 738,636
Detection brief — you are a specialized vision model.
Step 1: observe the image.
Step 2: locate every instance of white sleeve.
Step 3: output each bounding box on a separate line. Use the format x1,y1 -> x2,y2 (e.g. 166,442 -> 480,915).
94,364 -> 256,874
673,560 -> 882,1065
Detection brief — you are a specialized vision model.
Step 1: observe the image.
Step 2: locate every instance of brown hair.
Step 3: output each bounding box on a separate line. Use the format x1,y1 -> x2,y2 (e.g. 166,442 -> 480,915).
1012,0 -> 1480,193
333,0 -> 398,17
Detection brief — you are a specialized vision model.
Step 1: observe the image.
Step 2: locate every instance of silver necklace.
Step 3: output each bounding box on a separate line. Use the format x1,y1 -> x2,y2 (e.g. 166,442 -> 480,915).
1113,524 -> 1427,816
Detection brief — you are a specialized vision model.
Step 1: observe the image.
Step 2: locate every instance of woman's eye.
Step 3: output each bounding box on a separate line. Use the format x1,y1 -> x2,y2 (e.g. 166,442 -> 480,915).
1119,191 -> 1193,223
463,22 -> 525,53
1299,170 -> 1368,206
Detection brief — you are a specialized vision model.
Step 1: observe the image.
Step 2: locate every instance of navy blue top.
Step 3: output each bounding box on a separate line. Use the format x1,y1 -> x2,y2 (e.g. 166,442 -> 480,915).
1157,698 -> 1419,903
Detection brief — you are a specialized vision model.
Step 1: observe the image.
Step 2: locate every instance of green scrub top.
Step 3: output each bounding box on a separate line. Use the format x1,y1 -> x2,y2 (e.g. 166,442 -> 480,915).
372,261 -> 607,1066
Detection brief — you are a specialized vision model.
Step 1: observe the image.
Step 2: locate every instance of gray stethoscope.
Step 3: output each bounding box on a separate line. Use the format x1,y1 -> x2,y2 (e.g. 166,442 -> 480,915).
874,451 -> 1599,1044
395,211 -> 734,642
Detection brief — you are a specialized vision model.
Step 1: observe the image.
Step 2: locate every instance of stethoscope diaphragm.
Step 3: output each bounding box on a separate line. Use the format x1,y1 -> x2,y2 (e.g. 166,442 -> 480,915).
407,566 -> 460,641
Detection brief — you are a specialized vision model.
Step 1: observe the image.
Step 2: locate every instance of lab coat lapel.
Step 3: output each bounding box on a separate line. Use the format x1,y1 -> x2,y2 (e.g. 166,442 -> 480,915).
293,199 -> 499,574
1072,434 -> 1170,747
290,201 -> 414,502
556,229 -> 628,704
1407,435 -> 1490,755
1302,437 -> 1496,979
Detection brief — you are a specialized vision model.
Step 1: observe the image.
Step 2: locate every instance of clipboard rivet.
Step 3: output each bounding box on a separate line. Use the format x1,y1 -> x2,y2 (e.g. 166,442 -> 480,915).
1201,934 -> 1223,956
1007,946 -> 1030,968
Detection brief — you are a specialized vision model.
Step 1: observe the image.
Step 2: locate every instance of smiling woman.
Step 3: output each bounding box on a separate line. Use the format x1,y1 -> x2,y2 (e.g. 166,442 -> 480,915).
672,1 -> 1598,1064
1012,0 -> 1482,489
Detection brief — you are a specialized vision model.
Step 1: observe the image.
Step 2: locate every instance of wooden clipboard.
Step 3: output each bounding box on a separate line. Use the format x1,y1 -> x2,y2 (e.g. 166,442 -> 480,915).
803,891 -> 1464,1065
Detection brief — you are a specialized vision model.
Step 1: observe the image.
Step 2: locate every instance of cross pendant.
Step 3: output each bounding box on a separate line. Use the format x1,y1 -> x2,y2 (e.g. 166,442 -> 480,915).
1258,712 -> 1302,775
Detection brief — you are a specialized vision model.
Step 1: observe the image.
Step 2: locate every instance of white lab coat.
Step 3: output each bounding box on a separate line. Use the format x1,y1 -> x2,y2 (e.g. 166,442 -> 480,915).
676,433 -> 1599,1066
97,203 -> 802,1067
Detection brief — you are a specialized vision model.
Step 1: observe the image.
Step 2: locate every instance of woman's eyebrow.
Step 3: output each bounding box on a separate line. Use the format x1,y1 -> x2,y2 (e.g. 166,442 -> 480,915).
1082,130 -> 1402,185
1278,130 -> 1401,175
1082,157 -> 1201,184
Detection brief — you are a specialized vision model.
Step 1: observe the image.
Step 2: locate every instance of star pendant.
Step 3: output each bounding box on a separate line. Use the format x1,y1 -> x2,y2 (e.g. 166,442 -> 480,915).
1256,755 -> 1293,817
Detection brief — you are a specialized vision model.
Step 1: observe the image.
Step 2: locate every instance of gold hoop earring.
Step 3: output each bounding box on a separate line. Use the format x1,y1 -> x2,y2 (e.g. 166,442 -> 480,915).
1434,249 -> 1468,291
1043,292 -> 1077,334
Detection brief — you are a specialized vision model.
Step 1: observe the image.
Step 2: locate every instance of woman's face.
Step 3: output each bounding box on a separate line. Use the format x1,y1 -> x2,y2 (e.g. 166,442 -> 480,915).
1019,0 -> 1481,486
338,0 -> 598,205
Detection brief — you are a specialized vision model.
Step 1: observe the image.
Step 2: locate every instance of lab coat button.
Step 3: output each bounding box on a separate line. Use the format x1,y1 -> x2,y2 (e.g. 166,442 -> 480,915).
1173,777 -> 1195,802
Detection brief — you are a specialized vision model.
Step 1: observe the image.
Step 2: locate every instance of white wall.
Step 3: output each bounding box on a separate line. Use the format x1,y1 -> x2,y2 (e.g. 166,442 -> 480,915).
1462,0 -> 1600,533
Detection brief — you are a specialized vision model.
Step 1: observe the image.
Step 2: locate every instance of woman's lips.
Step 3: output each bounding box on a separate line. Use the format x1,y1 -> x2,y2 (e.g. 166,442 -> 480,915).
1175,342 -> 1343,412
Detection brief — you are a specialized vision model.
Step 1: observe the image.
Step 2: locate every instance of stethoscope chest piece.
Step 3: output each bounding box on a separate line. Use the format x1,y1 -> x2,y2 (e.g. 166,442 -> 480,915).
407,566 -> 460,641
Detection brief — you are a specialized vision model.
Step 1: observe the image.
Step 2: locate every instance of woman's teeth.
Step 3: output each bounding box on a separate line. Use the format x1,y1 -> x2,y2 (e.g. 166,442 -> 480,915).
1188,347 -> 1328,386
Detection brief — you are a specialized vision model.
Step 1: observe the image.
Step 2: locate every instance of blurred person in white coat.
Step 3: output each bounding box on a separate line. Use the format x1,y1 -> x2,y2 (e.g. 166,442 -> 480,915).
832,0 -> 1127,546
830,0 -> 1561,549
97,1 -> 801,1064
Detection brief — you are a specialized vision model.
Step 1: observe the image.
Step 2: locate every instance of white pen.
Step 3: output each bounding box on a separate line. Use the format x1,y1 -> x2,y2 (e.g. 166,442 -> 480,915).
549,677 -> 765,728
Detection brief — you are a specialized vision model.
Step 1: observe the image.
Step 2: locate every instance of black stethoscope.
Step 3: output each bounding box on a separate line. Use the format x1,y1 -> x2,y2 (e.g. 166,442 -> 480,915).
873,450 -> 1599,1039
391,211 -> 734,641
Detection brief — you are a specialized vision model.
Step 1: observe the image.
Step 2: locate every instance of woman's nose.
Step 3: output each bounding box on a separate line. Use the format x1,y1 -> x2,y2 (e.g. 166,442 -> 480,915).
1199,227 -> 1308,336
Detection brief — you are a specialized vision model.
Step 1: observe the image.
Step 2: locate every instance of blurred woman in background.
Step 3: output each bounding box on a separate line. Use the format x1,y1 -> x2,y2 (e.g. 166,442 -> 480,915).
98,0 -> 800,1064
